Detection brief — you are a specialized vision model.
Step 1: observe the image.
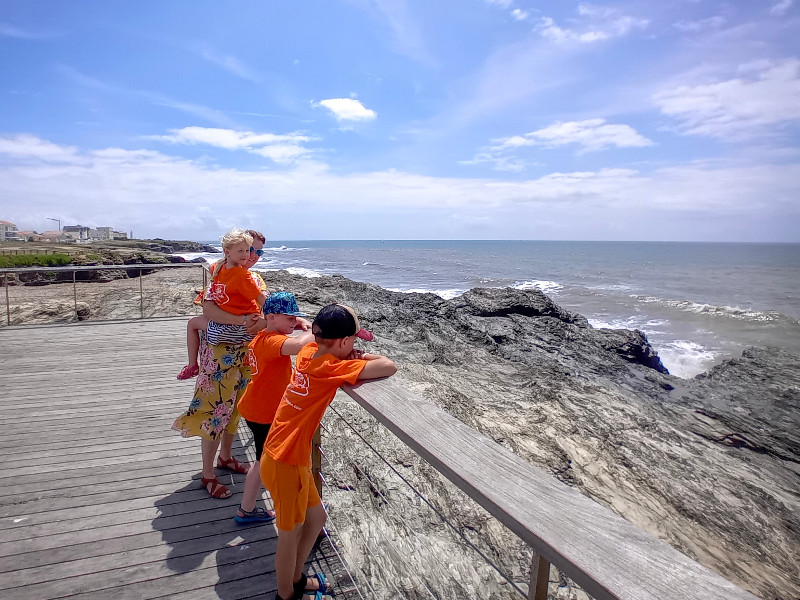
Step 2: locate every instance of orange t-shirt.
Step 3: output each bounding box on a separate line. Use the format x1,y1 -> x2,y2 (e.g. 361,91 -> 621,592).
238,331 -> 293,425
203,264 -> 261,315
194,262 -> 267,306
265,343 -> 366,466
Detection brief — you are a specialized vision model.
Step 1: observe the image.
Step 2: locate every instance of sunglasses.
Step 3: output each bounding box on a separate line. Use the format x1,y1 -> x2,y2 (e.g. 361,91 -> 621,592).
249,247 -> 264,257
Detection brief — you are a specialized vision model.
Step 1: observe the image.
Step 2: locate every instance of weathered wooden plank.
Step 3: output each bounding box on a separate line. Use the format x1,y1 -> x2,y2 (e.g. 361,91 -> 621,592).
344,378 -> 760,600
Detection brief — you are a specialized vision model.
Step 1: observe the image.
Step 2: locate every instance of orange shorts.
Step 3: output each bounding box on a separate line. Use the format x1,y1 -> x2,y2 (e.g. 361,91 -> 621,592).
260,454 -> 321,531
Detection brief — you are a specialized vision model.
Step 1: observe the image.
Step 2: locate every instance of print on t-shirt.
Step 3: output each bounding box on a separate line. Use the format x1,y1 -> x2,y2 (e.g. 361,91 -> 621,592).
287,372 -> 310,398
206,282 -> 230,305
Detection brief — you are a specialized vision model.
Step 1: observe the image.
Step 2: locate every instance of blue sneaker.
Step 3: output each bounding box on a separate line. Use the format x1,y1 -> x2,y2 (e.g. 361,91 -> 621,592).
234,505 -> 276,524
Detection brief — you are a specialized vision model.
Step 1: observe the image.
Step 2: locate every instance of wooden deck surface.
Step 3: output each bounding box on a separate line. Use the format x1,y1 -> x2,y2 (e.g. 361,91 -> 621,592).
0,318 -> 355,600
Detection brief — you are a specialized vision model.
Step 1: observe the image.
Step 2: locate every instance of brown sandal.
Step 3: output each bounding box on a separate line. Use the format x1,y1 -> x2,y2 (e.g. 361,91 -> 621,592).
201,476 -> 232,499
217,456 -> 249,474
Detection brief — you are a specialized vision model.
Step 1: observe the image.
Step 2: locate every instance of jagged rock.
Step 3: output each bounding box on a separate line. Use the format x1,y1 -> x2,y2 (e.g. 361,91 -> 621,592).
260,269 -> 798,600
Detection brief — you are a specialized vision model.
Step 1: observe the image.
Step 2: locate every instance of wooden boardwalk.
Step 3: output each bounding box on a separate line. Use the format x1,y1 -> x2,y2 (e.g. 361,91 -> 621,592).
0,318 -> 355,600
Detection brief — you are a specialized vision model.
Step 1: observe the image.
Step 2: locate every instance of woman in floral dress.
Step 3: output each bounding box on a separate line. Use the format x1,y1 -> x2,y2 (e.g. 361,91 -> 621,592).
172,231 -> 268,499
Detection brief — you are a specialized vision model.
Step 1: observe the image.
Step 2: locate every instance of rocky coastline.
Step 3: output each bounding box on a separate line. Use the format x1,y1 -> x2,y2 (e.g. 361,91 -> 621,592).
259,270 -> 798,600
2,263 -> 797,599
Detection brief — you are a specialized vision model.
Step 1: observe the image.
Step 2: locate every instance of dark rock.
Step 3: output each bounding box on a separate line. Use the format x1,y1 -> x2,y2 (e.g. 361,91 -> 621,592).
258,269 -> 799,600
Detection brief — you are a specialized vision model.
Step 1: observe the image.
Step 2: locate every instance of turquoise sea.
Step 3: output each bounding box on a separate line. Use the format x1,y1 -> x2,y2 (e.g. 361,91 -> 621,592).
181,240 -> 800,379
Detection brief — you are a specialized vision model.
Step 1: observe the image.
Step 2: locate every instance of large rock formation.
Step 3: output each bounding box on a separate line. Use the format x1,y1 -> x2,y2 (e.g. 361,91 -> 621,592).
260,270 -> 799,600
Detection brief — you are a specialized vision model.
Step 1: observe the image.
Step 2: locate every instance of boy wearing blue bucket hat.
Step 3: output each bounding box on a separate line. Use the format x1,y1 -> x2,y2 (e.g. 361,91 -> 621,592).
234,291 -> 314,524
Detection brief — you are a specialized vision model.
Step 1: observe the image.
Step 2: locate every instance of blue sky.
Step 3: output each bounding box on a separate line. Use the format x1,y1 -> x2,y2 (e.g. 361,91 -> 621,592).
1,0 -> 799,241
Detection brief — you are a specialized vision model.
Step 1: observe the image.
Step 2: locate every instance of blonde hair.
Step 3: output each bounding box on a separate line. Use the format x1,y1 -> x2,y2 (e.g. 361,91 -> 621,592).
220,228 -> 253,250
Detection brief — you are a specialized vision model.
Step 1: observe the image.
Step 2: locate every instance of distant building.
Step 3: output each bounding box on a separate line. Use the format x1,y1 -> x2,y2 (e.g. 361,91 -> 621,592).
62,225 -> 91,241
59,225 -> 128,242
0,220 -> 20,241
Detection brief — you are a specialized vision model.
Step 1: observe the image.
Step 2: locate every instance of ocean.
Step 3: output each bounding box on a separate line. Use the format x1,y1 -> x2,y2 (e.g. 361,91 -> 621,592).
179,240 -> 800,379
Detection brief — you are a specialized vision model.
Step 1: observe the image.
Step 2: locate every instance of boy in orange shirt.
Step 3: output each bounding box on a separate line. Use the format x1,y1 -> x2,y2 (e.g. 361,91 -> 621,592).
261,304 -> 397,600
234,292 -> 314,524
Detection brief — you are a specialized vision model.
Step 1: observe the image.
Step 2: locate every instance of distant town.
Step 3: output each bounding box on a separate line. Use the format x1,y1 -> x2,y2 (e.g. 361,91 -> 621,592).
0,220 -> 131,243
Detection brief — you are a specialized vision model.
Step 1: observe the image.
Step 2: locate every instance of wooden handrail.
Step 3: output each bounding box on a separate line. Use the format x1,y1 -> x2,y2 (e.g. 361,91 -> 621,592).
342,377 -> 759,600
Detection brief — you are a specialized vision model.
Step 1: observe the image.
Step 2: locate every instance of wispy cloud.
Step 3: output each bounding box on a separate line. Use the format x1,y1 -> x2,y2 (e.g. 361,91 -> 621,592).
314,98 -> 377,122
371,0 -> 436,66
149,127 -> 315,165
58,65 -> 240,128
511,9 -> 529,22
536,4 -> 649,44
498,119 -> 654,152
673,16 -> 726,33
0,23 -> 44,39
464,119 -> 653,170
654,59 -> 800,139
770,0 -> 794,16
194,46 -> 261,83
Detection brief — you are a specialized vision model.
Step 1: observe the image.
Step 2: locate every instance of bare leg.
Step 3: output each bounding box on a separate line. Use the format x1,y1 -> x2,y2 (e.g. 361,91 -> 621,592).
276,525 -> 303,600
293,503 -> 327,584
201,437 -> 221,480
186,316 -> 208,366
239,459 -> 263,513
218,430 -> 236,462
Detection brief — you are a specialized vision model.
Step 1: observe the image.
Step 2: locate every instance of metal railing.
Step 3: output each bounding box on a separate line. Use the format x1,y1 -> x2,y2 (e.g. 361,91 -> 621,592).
0,263 -> 208,326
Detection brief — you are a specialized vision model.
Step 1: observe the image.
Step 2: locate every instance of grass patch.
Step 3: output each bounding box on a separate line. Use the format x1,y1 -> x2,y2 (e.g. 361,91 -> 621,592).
0,253 -> 73,268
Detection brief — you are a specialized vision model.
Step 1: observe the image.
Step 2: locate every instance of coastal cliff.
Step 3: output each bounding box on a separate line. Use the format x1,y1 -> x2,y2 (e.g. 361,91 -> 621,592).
261,270 -> 798,600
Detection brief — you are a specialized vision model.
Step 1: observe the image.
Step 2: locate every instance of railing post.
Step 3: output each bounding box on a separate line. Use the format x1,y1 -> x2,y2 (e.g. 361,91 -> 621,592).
4,274 -> 10,326
72,271 -> 78,318
312,426 -> 323,497
528,551 -> 550,600
139,268 -> 143,318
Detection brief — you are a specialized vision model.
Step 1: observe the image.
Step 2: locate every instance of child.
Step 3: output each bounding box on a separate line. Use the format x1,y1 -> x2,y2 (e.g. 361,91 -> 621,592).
234,291 -> 314,524
177,229 -> 267,380
261,303 -> 397,600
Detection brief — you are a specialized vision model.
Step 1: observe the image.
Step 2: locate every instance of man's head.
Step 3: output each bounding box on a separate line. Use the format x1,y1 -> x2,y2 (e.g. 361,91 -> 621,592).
245,229 -> 265,269
312,304 -> 373,356
263,292 -> 307,334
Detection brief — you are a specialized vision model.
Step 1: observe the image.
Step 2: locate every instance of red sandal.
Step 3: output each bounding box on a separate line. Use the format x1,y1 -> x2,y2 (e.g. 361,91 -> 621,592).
200,476 -> 232,499
217,456 -> 249,474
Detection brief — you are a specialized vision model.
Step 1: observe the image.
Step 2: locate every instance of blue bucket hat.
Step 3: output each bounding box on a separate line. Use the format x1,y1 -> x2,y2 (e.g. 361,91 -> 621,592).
263,291 -> 307,317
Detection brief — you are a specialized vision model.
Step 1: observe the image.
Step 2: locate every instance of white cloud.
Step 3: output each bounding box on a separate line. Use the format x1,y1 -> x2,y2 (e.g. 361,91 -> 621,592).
673,16 -> 726,33
315,98 -> 377,122
1,135 -> 797,241
770,0 -> 794,16
0,134 -> 80,162
490,119 -> 654,155
654,59 -> 800,139
511,9 -> 529,22
149,127 -> 315,165
536,4 -> 648,44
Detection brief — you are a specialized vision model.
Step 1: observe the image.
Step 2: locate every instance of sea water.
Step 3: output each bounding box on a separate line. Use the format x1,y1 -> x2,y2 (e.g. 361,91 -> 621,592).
180,241 -> 800,379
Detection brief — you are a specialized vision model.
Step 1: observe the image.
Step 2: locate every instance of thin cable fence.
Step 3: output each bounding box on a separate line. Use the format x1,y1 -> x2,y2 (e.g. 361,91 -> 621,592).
317,392 -> 535,600
318,459 -> 439,600
1,264 -> 206,326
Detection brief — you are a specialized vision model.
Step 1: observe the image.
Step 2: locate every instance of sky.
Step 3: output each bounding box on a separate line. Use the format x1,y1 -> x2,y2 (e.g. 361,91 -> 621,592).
1,0 -> 799,242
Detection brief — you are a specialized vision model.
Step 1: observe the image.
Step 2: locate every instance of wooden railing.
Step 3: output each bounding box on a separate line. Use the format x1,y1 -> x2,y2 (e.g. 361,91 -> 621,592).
342,377 -> 760,600
0,263 -> 207,326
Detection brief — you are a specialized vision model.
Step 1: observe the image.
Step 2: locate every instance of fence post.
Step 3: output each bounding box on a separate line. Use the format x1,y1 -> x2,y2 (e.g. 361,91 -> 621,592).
139,268 -> 143,318
72,271 -> 78,318
312,427 -> 323,497
528,552 -> 550,600
4,275 -> 9,326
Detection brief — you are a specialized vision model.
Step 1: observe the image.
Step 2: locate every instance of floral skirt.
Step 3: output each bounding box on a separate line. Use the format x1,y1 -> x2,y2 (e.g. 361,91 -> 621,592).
172,338 -> 252,441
